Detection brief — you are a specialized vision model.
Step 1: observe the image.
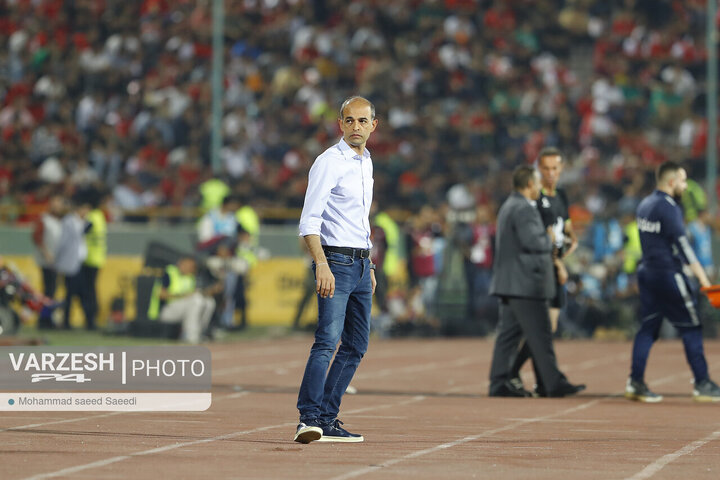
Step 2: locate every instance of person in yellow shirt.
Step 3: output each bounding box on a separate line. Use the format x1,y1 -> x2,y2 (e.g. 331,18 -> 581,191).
81,190 -> 108,330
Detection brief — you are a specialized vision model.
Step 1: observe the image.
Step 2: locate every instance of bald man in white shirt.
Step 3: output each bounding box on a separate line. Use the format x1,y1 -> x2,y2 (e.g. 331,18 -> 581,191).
294,96 -> 378,444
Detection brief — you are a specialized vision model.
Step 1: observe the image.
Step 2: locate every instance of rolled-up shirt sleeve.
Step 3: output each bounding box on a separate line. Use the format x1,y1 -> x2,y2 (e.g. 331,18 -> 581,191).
299,154 -> 337,237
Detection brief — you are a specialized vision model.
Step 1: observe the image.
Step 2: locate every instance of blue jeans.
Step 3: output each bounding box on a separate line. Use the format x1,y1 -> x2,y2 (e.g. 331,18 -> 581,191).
297,252 -> 372,424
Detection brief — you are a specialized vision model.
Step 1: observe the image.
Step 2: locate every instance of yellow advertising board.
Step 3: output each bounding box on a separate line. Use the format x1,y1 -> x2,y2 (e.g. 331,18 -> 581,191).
3,256 -> 316,329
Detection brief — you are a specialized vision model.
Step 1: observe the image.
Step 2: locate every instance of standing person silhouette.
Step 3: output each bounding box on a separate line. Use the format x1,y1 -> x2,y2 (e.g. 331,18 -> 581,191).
626,161 -> 720,402
294,96 -> 378,443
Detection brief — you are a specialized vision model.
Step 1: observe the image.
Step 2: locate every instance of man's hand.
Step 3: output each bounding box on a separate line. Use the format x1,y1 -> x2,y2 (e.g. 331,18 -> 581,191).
316,263 -> 335,298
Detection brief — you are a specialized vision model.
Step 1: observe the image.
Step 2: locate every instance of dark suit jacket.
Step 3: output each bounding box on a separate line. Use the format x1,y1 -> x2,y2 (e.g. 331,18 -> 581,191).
489,192 -> 555,300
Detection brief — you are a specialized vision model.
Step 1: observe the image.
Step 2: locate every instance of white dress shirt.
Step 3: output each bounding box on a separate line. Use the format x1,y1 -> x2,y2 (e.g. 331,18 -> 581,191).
299,139 -> 373,249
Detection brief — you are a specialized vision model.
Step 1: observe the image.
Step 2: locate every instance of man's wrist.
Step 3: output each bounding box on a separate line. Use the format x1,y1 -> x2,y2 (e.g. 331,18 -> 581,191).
369,263 -> 376,270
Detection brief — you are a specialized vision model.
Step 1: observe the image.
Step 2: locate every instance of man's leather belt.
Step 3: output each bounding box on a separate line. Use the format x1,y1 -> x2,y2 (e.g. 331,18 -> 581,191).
323,246 -> 371,259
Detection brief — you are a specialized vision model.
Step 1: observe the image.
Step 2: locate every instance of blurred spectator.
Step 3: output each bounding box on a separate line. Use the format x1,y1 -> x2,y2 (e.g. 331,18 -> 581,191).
32,194 -> 65,329
1,0 -> 718,338
146,256 -> 216,344
455,203 -> 495,334
81,190 -> 109,330
196,195 -> 240,250
205,239 -> 249,331
0,0 -> 710,224
54,195 -> 91,330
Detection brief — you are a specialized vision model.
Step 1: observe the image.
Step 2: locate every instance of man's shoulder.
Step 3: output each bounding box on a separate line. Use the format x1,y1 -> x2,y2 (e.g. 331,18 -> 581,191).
640,192 -> 678,215
317,139 -> 346,157
501,193 -> 533,216
555,187 -> 569,204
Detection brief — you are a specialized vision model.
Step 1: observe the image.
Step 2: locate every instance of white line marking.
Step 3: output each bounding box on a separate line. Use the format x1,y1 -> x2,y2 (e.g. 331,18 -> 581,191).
328,400 -> 601,480
212,360 -> 305,377
22,423 -> 295,480
504,418 -> 608,424
446,352 -> 629,395
0,391 -> 248,433
121,351 -> 126,385
344,415 -> 407,419
19,396 -> 426,480
354,357 -> 475,380
571,429 -> 638,434
624,430 -> 720,480
0,412 -> 125,433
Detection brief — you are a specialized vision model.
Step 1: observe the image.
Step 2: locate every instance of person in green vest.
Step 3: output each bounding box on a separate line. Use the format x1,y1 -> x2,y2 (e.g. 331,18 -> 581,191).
682,178 -> 707,223
232,201 -> 261,329
370,202 -> 401,318
199,176 -> 231,212
80,190 -> 108,330
147,256 -> 216,344
622,217 -> 642,276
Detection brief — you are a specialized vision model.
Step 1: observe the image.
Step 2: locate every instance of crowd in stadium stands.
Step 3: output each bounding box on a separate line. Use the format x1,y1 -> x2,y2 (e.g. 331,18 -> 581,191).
2,0 -> 718,336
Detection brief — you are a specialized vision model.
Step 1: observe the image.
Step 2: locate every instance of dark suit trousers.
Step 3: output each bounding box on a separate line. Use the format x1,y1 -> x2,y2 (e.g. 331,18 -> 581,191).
489,297 -> 563,392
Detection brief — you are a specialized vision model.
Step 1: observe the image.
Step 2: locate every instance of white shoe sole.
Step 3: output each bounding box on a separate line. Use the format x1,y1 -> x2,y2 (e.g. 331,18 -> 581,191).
693,393 -> 720,402
316,435 -> 364,443
625,392 -> 663,403
294,426 -> 322,444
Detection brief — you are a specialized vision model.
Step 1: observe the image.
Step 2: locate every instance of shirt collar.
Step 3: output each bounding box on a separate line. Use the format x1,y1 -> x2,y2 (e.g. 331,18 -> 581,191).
512,191 -> 536,207
338,138 -> 370,160
655,189 -> 677,205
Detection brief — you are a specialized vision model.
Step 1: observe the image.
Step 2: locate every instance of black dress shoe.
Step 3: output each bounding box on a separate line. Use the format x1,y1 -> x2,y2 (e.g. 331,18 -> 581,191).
547,382 -> 586,397
489,379 -> 534,397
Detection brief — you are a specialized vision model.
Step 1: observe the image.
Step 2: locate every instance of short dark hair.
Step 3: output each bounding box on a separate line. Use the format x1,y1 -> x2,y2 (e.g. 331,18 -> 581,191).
339,96 -> 375,120
513,165 -> 537,190
656,160 -> 683,183
538,146 -> 562,162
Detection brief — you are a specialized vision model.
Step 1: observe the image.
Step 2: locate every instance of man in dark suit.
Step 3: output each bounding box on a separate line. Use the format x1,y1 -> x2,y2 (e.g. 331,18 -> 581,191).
488,166 -> 585,398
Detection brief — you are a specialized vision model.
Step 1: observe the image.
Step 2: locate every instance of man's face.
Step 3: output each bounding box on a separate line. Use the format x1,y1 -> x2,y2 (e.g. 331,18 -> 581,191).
178,258 -> 196,275
671,168 -> 688,198
538,154 -> 562,189
338,101 -> 377,150
49,197 -> 65,216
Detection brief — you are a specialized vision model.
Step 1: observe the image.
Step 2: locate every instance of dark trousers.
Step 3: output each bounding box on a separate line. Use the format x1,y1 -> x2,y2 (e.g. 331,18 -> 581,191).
489,297 -> 564,394
234,274 -> 247,328
38,267 -> 57,328
62,272 -> 84,329
80,265 -> 98,329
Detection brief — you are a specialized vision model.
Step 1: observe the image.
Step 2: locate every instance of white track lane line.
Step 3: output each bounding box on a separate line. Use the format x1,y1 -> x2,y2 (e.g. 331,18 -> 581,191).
353,357 -> 476,380
19,396 -> 426,480
0,392 -> 249,434
624,430 -> 720,480
328,400 -> 601,480
333,366 -> 713,480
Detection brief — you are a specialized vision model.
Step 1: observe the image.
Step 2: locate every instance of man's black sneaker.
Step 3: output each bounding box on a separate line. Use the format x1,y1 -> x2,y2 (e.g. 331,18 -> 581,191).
625,378 -> 663,403
293,421 -> 323,444
316,419 -> 364,443
693,378 -> 720,402
548,381 -> 586,398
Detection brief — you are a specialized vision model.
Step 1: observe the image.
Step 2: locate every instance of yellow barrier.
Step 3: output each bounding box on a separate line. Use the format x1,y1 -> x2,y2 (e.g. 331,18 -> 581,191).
4,256 -> 316,328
